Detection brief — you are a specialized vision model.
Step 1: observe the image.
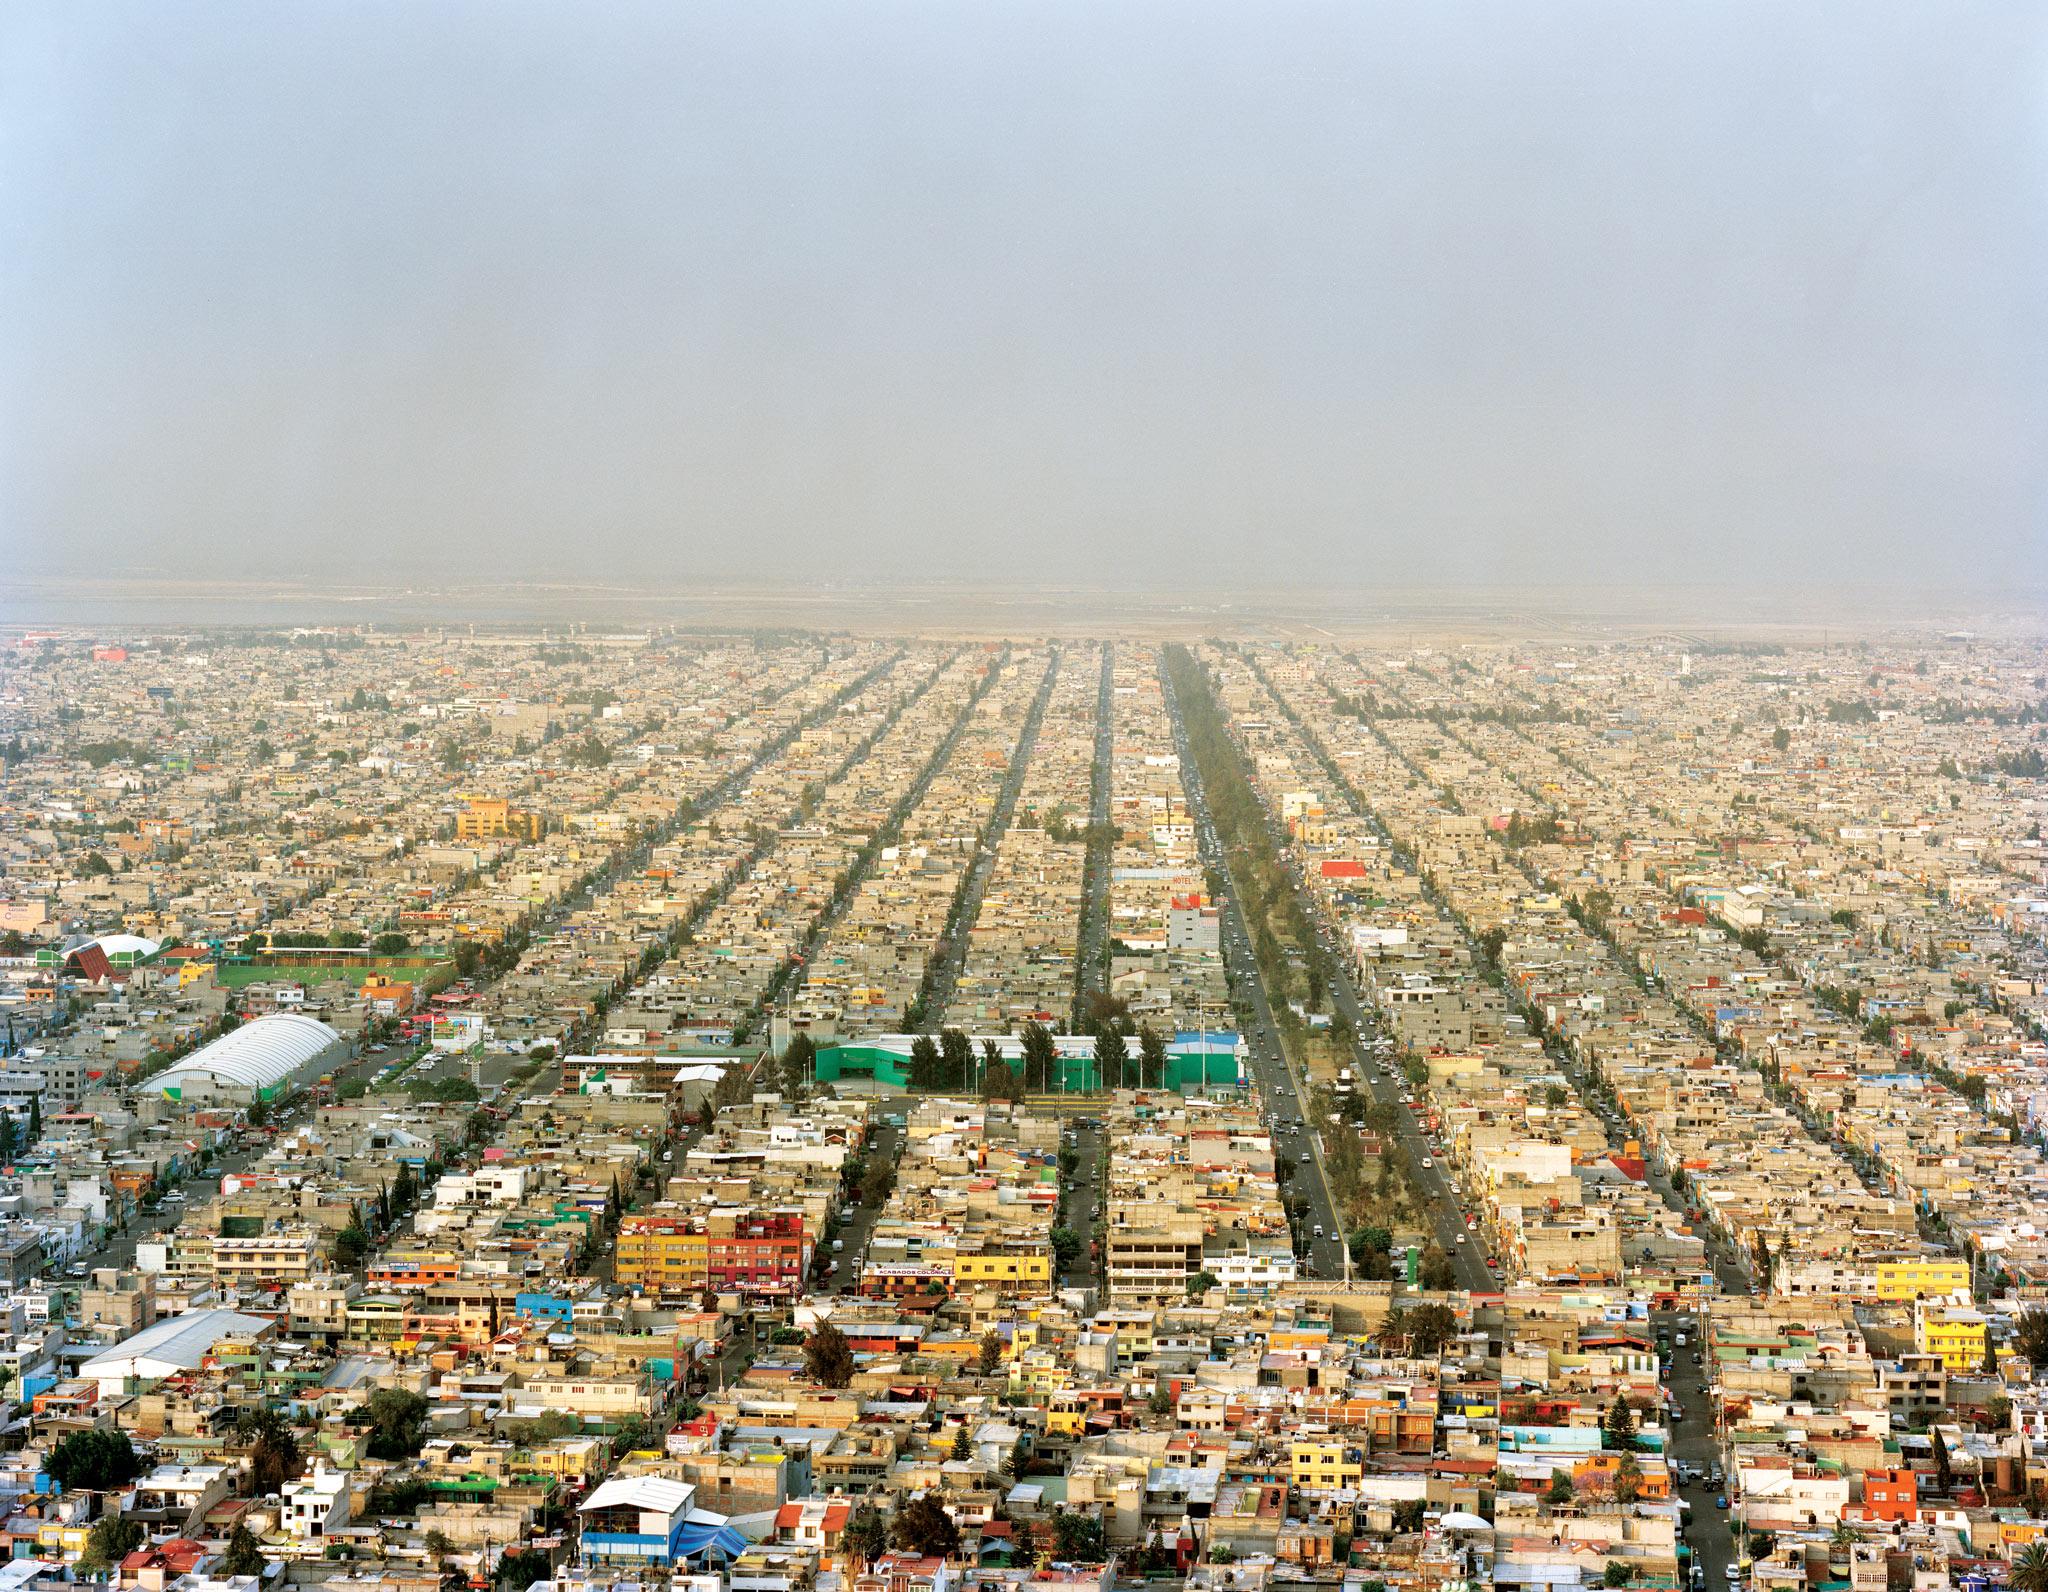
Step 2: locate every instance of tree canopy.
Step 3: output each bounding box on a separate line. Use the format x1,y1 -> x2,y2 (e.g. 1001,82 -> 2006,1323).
221,1523 -> 268,1579
45,1427 -> 142,1492
1387,1302 -> 1459,1356
80,1513 -> 144,1571
238,1405 -> 304,1493
892,1495 -> 961,1559
1092,1026 -> 1129,1089
495,1548 -> 555,1590
805,1322 -> 855,1389
1019,1021 -> 1058,1091
2015,1309 -> 2048,1368
1137,1026 -> 1168,1089
842,1503 -> 890,1569
362,1387 -> 431,1459
1051,1507 -> 1106,1562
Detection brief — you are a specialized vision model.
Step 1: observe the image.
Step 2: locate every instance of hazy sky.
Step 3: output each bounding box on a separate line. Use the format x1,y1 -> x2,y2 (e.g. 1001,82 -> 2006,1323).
4,2 -> 2045,594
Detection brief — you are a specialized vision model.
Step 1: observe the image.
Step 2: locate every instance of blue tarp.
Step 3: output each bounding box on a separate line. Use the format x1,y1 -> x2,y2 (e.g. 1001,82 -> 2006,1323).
676,1514 -> 750,1563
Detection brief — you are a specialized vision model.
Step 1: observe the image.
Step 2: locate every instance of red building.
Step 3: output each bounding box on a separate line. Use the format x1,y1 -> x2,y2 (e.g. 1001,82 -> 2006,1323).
840,1323 -> 925,1355
707,1210 -> 808,1298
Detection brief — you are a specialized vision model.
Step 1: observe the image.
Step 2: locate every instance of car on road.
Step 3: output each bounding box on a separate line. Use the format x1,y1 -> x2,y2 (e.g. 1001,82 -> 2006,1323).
1421,1157 -> 1434,1169
1714,1496 -> 1728,1511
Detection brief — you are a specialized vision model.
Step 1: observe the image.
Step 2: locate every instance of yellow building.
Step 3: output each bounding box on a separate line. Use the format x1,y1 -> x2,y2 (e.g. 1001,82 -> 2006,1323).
36,1521 -> 91,1563
1876,1259 -> 1972,1302
456,797 -> 545,842
951,1240 -> 1052,1293
1290,1440 -> 1365,1491
1994,1516 -> 2048,1550
614,1215 -> 709,1295
1046,1394 -> 1086,1437
1913,1296 -> 1989,1372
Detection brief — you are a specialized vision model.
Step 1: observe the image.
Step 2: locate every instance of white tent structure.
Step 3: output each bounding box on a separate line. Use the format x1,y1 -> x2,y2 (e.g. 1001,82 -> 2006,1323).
75,934 -> 161,962
149,1013 -> 347,1103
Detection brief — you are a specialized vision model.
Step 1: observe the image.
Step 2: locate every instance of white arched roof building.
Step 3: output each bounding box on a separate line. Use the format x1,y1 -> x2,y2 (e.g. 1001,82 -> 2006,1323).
151,1013 -> 347,1102
80,934 -> 161,961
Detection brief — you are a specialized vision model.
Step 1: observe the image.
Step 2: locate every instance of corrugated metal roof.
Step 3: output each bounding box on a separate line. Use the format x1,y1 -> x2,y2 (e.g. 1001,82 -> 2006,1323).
80,1309 -> 274,1380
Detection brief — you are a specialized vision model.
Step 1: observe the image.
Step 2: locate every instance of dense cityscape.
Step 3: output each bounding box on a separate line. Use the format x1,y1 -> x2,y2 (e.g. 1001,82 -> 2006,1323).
0,625 -> 2042,1592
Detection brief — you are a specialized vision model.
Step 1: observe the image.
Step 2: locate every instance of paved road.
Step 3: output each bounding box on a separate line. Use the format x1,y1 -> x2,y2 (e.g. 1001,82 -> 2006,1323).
1292,667 -> 1762,1292
1282,832 -> 1730,1296
833,1119 -> 903,1294
1162,665 -> 1346,1281
1219,911 -> 1346,1279
75,674 -> 896,1324
1073,642 -> 1116,1020
1286,910 -> 1495,1291
81,658 -> 895,1287
1059,1121 -> 1104,1290
751,652 -> 989,1035
1164,655 -> 1490,1291
1295,850 -> 1742,1297
86,1139 -> 263,1277
1660,1306 -> 1735,1592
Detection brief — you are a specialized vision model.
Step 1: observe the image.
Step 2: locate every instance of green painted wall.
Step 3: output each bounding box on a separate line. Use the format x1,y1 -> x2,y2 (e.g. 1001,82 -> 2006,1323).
1163,1049 -> 1241,1090
813,1045 -> 914,1088
815,1042 -> 1239,1094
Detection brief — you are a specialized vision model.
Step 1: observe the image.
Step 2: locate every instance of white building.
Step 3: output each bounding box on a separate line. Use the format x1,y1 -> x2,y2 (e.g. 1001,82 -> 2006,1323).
282,1462 -> 351,1538
147,1014 -> 347,1106
78,1309 -> 275,1397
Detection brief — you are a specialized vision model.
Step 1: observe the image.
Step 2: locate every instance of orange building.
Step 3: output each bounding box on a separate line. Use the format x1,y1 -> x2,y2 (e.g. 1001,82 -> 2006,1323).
369,1252 -> 462,1291
455,798 -> 544,842
360,978 -> 416,1015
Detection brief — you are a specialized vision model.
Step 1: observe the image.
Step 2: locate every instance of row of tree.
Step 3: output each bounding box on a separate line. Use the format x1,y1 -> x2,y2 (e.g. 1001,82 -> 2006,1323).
895,1021 -> 1176,1094
1164,645 -> 1323,1016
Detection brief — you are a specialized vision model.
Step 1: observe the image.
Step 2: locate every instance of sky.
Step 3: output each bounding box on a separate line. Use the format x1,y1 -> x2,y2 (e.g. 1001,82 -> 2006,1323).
3,1 -> 2045,597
